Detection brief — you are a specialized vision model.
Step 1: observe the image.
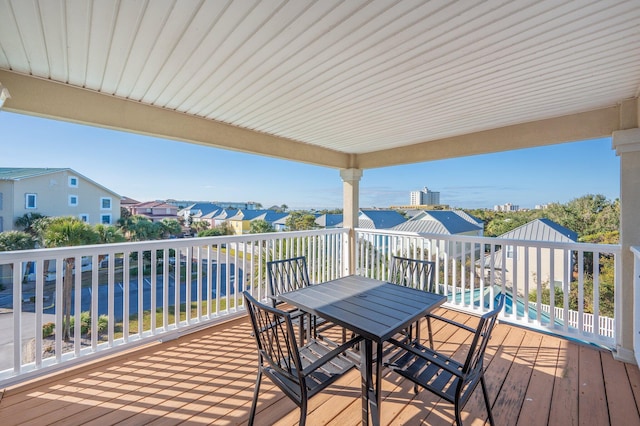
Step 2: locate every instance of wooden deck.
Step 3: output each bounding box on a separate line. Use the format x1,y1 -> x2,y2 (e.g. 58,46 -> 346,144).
1,308 -> 639,426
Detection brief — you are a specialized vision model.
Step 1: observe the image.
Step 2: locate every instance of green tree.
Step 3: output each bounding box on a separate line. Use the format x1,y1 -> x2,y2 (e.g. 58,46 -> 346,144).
190,220 -> 210,234
249,219 -> 275,234
198,222 -> 234,237
15,212 -> 47,235
0,231 -> 36,287
159,218 -> 182,239
43,217 -> 100,342
120,215 -> 163,241
285,211 -> 318,231
545,194 -> 615,238
0,231 -> 35,251
94,224 -> 126,244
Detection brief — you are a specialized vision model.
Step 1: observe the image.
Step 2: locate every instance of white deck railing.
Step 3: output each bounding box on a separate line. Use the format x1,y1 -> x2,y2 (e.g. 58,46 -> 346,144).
355,229 -> 619,347
0,227 -> 622,386
631,246 -> 640,366
0,229 -> 346,386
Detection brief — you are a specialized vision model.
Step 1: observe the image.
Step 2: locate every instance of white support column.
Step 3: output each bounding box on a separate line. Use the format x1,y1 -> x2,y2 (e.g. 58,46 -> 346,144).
340,168 -> 363,276
612,128 -> 640,363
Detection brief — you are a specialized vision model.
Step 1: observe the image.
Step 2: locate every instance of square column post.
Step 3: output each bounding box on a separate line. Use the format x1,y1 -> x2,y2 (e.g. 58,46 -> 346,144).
340,168 -> 363,276
612,128 -> 640,363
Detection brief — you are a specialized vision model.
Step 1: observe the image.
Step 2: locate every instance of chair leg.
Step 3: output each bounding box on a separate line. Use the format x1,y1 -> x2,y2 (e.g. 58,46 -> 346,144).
248,368 -> 263,426
454,398 -> 464,426
299,398 -> 307,426
426,316 -> 434,348
481,375 -> 495,426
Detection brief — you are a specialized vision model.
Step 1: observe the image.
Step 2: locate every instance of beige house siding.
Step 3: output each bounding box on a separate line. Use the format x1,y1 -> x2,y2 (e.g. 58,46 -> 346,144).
486,246 -> 572,297
0,169 -> 120,231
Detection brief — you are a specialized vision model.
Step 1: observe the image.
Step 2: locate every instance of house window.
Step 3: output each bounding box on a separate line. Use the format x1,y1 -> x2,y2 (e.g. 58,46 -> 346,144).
100,214 -> 112,224
506,245 -> 514,259
68,176 -> 79,187
101,197 -> 112,210
79,214 -> 89,222
69,195 -> 78,206
26,193 -> 37,209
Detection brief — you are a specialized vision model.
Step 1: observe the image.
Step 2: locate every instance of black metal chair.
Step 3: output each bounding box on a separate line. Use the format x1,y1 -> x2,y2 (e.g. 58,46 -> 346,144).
267,256 -> 341,344
266,256 -> 313,345
243,291 -> 362,426
384,294 -> 506,426
388,256 -> 437,345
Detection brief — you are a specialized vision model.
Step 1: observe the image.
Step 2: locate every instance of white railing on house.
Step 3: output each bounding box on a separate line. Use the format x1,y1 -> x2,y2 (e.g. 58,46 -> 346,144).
631,246 -> 640,367
0,229 -> 346,386
355,229 -> 620,348
537,303 -> 615,338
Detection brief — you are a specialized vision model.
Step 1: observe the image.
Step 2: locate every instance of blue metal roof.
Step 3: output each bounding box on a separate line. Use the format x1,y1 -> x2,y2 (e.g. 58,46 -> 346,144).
359,210 -> 406,229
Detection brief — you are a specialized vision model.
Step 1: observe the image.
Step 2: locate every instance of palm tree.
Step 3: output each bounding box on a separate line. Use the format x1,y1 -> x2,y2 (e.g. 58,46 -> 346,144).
94,224 -> 126,244
43,217 -> 99,341
120,215 -> 162,241
15,212 -> 47,235
159,218 -> 182,239
249,219 -> 275,234
0,231 -> 36,287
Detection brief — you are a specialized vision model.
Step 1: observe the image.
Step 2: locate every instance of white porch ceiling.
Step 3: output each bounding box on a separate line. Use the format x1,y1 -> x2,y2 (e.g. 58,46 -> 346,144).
0,0 -> 639,168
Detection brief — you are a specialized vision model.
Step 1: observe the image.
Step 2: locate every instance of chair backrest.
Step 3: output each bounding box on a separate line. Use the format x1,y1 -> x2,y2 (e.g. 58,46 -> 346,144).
388,256 -> 436,292
243,291 -> 303,385
267,256 -> 311,305
460,293 -> 505,386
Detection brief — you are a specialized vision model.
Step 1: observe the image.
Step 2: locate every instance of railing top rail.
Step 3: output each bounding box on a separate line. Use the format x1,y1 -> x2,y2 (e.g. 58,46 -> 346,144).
0,228 -> 347,261
355,228 -> 621,253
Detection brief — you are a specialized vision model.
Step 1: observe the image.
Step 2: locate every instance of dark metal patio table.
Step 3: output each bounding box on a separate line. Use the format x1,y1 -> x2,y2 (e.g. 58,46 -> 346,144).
277,275 -> 447,426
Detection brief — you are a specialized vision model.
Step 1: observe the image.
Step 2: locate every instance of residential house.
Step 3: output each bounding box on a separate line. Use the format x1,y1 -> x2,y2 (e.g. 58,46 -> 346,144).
120,196 -> 140,212
127,201 -> 178,223
358,209 -> 407,229
177,203 -> 223,227
272,214 -> 289,231
315,213 -> 343,229
0,167 -> 120,231
392,210 -> 483,236
226,209 -> 288,234
391,210 -> 484,259
482,218 -> 578,294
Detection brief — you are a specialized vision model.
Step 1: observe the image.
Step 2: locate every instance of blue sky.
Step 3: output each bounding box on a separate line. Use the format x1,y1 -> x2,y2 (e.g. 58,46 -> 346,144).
1,111 -> 619,210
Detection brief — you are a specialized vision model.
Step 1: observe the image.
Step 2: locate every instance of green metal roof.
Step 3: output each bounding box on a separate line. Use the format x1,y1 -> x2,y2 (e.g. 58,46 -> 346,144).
0,167 -> 68,180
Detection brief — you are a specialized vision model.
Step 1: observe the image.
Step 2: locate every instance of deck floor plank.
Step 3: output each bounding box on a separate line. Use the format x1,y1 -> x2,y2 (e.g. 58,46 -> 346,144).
548,339 -> 579,425
601,350 -> 640,426
0,313 -> 637,426
492,328 -> 543,425
516,333 -> 561,426
578,345 -> 610,426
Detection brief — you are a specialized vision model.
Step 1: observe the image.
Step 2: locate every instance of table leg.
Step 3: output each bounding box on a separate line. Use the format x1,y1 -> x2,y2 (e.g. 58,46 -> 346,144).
360,339 -> 382,426
361,339 -> 371,425
375,342 -> 382,417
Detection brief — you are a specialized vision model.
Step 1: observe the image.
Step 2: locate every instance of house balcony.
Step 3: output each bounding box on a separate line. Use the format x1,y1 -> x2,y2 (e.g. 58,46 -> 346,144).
0,229 -> 635,424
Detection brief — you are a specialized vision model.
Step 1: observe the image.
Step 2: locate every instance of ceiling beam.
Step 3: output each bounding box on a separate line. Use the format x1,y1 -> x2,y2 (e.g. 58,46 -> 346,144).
0,70 -> 350,169
356,106 -> 624,169
2,70 -> 632,172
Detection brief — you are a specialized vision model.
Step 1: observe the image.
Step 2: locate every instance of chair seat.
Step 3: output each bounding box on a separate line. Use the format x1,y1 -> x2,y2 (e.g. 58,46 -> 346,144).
265,339 -> 358,401
386,340 -> 463,403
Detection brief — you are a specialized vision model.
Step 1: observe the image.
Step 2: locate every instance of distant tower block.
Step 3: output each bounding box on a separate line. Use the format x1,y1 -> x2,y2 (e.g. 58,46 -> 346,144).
410,187 -> 440,206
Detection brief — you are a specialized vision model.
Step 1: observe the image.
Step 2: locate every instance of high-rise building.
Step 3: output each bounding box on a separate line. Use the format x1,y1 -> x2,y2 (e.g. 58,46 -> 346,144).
410,187 -> 440,206
494,203 -> 520,212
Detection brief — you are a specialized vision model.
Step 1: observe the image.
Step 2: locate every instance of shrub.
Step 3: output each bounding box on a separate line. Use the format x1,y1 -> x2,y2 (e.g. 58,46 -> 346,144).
97,315 -> 109,334
42,322 -> 55,338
